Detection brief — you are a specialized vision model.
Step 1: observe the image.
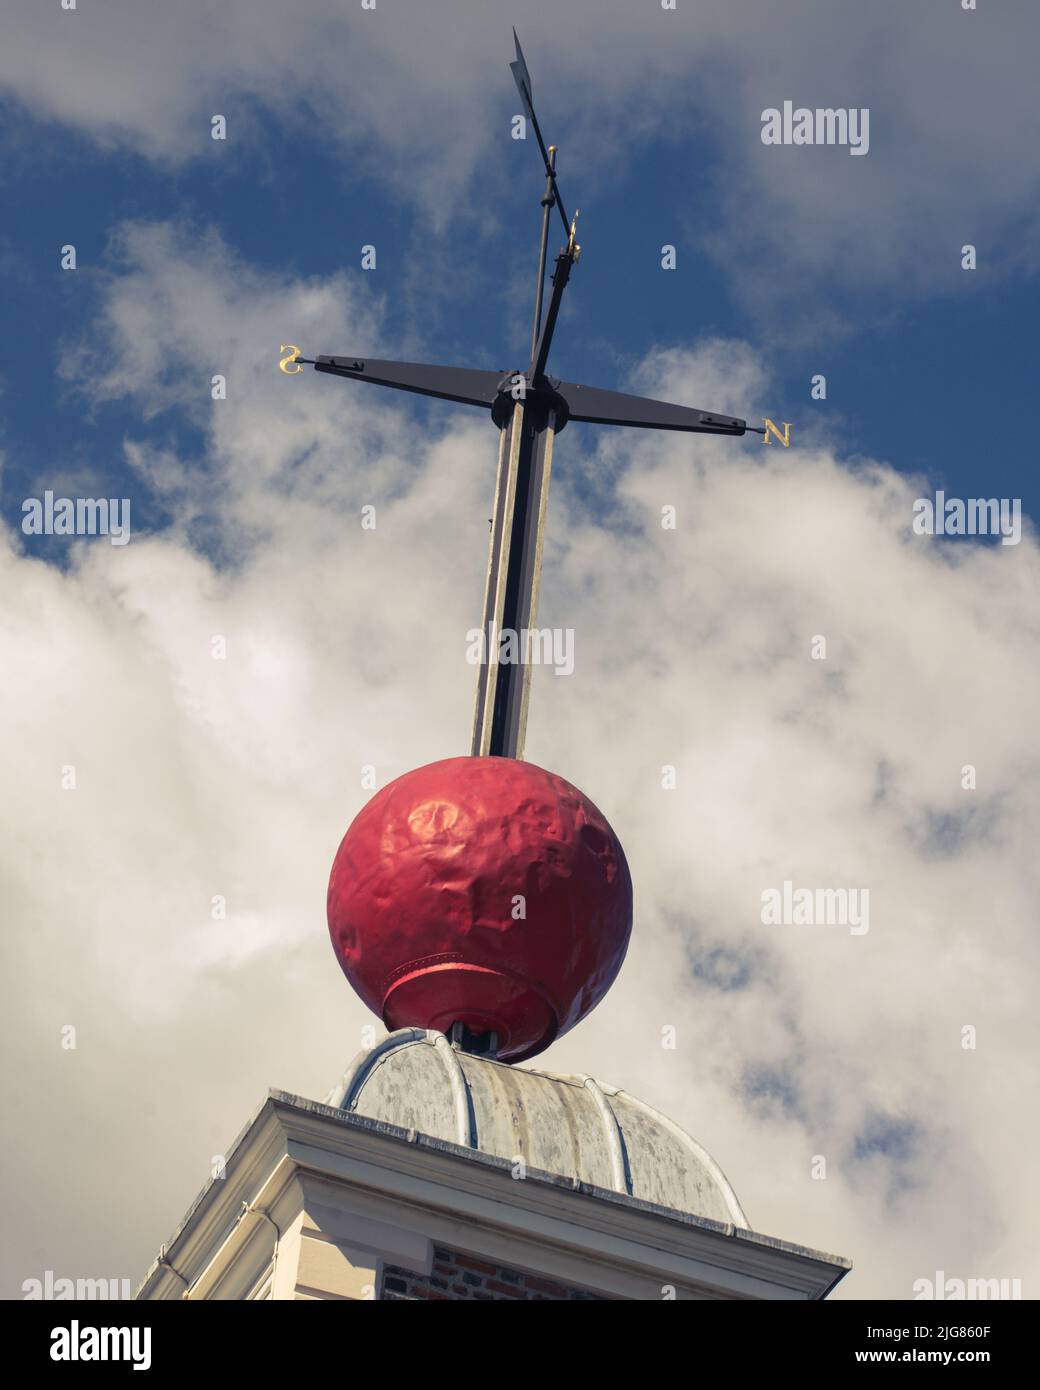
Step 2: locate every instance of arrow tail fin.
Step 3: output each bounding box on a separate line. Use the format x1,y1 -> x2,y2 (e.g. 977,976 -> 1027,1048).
510,28 -> 535,121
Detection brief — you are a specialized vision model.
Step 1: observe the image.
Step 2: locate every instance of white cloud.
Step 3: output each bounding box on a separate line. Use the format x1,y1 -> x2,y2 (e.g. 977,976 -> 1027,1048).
4,1 -> 1038,300
2,225 -> 1038,1298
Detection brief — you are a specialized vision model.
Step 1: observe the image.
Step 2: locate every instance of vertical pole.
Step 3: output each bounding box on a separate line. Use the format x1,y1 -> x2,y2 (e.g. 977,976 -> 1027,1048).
470,400 -> 555,760
507,408 -> 555,756
471,415 -> 522,754
470,146 -> 562,760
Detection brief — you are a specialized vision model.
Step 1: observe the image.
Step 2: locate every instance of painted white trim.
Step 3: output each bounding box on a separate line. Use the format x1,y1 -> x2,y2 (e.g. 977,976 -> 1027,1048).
136,1094 -> 849,1301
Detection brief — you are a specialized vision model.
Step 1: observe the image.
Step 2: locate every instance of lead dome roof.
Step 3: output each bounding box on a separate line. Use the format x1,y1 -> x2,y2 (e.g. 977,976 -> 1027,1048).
327,1027 -> 747,1228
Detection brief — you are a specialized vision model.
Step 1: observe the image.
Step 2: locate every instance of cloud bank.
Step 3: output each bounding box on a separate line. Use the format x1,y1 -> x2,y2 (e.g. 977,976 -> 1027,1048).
1,224 -> 1037,1297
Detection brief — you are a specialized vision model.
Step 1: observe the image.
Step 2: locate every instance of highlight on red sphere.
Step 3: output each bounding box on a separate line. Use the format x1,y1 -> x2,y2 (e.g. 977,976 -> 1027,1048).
327,755 -> 632,1063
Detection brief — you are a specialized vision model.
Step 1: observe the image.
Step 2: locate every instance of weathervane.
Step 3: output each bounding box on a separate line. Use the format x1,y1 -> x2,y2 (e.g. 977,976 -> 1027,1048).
282,30 -> 774,762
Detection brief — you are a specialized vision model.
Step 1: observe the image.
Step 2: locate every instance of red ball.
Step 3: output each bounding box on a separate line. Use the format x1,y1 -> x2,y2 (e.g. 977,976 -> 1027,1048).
327,756 -> 632,1062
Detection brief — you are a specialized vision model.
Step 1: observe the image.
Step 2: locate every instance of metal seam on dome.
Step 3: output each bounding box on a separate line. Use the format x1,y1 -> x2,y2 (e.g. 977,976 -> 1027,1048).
324,1027 -> 428,1109
432,1033 -> 476,1148
615,1089 -> 749,1229
580,1076 -> 628,1195
328,1032 -> 745,1228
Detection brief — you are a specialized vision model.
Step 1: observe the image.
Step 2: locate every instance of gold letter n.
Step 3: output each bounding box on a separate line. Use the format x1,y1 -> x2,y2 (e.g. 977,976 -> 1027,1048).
762,418 -> 791,446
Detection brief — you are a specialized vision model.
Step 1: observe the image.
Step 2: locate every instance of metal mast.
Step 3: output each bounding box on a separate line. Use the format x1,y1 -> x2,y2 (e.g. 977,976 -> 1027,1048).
286,29 -> 764,760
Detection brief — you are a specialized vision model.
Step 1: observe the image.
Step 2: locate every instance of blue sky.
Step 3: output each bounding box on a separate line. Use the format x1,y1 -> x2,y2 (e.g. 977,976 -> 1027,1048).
2,1 -> 1038,1302
3,8 -> 1036,547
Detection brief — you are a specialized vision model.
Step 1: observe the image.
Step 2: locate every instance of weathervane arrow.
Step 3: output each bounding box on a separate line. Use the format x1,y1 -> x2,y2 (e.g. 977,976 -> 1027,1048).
284,31 -> 771,760
509,27 -> 535,123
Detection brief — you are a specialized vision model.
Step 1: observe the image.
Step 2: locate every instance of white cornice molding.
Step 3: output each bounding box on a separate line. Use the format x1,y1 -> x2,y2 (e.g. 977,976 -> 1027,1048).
136,1091 -> 850,1301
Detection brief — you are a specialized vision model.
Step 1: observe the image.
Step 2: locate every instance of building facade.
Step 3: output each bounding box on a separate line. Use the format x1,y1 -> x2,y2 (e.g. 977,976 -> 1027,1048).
136,1028 -> 849,1301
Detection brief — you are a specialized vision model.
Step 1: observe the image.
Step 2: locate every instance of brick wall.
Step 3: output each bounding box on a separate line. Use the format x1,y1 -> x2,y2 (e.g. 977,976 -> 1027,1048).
381,1245 -> 607,1300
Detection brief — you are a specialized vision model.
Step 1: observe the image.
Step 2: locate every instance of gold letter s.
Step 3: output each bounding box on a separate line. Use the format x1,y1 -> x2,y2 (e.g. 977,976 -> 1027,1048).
279,344 -> 303,375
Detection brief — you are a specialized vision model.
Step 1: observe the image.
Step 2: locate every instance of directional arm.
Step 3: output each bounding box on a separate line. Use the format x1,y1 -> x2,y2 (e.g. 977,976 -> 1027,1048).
304,354 -> 752,437
284,29 -> 773,776
553,379 -> 749,436
311,356 -> 502,411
